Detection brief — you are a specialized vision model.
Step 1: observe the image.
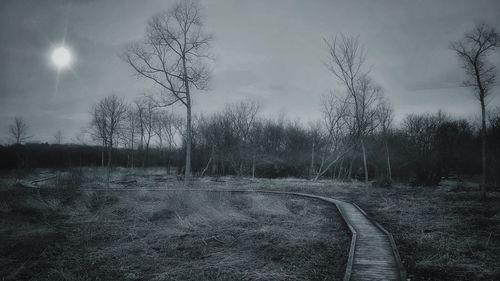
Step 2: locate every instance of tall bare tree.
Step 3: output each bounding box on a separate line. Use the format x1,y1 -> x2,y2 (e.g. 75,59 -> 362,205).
324,34 -> 384,182
451,23 -> 499,199
89,94 -> 127,184
124,0 -> 212,183
9,117 -> 32,144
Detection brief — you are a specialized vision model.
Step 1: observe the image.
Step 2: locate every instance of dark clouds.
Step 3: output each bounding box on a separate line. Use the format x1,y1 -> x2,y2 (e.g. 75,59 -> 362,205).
1,0 -> 499,143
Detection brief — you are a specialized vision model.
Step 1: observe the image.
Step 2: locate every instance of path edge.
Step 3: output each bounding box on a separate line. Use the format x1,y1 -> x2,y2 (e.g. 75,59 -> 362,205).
352,202 -> 407,281
335,203 -> 357,281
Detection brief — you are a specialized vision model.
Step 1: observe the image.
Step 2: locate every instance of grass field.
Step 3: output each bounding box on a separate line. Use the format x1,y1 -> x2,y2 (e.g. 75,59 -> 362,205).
1,168 -> 499,280
0,169 -> 350,281
209,176 -> 500,281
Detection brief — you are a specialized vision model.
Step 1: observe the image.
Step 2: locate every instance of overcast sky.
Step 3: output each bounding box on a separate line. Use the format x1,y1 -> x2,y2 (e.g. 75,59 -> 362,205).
1,0 -> 500,143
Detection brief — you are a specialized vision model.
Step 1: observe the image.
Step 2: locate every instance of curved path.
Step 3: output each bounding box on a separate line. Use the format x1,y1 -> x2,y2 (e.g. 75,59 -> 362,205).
88,188 -> 407,281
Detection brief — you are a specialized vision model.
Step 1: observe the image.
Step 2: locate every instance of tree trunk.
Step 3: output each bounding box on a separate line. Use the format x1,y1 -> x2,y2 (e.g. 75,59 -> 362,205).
385,141 -> 392,181
106,142 -> 112,187
314,154 -> 326,181
131,149 -> 134,169
334,158 -> 344,179
310,139 -> 315,179
145,140 -> 150,167
470,61 -> 489,199
184,97 -> 192,184
141,150 -> 145,168
200,156 -> 212,177
361,139 -> 369,183
338,157 -> 345,179
348,155 -> 354,179
201,145 -> 214,177
162,148 -> 166,170
182,45 -> 193,184
101,139 -> 105,168
212,154 -> 218,175
252,153 -> 256,178
167,143 -> 172,174
480,97 -> 487,200
313,147 -> 352,181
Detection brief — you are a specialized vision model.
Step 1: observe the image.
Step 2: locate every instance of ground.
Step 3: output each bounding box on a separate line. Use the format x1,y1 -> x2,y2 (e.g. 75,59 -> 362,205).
1,168 -> 500,280
0,169 -> 349,281
216,177 -> 500,281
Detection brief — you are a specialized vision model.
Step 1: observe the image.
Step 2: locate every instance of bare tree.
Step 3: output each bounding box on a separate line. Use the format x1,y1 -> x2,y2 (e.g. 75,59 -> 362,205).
89,94 -> 128,184
307,120 -> 325,179
152,111 -> 165,156
124,0 -> 212,183
90,107 -> 108,168
348,73 -> 384,183
324,34 -> 384,182
451,22 -> 499,199
314,92 -> 351,180
135,97 -> 156,167
224,100 -> 260,176
9,117 -> 32,144
119,107 -> 139,168
133,99 -> 146,162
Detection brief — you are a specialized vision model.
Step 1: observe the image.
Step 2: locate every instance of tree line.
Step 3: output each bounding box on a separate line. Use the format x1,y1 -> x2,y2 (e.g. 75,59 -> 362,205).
4,99 -> 500,188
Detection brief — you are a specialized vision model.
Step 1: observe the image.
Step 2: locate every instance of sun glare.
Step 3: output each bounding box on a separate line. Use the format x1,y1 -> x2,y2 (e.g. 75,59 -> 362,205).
51,47 -> 71,68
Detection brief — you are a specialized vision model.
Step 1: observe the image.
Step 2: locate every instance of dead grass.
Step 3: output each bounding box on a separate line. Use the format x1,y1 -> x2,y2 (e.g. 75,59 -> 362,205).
3,167 -> 498,280
190,176 -> 499,281
0,171 -> 350,280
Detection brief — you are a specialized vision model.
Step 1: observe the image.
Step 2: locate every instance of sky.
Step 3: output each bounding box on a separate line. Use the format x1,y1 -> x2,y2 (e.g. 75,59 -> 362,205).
1,0 -> 500,144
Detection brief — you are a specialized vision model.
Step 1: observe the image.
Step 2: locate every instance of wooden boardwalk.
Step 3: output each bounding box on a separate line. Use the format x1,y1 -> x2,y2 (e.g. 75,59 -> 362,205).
85,188 -> 406,280
334,200 -> 406,281
274,192 -> 406,281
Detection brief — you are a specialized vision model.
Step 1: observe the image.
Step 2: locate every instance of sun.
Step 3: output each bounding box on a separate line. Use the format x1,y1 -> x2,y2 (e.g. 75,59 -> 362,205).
51,47 -> 72,68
